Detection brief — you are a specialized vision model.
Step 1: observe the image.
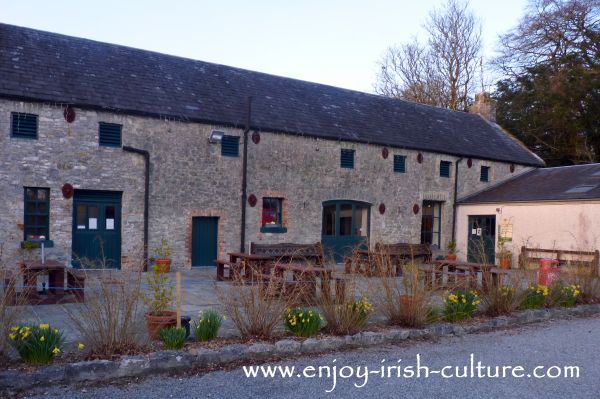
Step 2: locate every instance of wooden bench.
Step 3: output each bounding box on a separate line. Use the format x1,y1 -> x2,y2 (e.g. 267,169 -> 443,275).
250,242 -> 325,266
215,259 -> 246,281
375,243 -> 432,264
519,247 -> 599,275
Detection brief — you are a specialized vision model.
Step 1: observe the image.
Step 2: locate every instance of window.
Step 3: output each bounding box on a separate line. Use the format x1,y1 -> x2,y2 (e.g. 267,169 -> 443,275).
393,155 -> 406,173
340,149 -> 355,169
24,187 -> 50,241
440,161 -> 451,178
421,201 -> 441,247
261,198 -> 286,233
480,166 -> 490,182
221,135 -> 240,157
99,122 -> 122,147
11,112 -> 38,139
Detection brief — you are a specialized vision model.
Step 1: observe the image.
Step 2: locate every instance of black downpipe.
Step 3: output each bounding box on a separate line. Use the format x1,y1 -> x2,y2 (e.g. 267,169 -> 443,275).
123,146 -> 150,271
240,96 -> 253,253
452,157 -> 463,243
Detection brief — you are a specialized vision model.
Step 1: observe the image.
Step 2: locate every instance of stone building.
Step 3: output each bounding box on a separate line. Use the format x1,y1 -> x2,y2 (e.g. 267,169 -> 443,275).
0,24 -> 544,270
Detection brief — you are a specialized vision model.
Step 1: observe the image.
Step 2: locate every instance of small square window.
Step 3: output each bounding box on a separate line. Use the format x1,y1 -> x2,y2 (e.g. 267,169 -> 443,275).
340,149 -> 355,169
480,166 -> 490,182
261,198 -> 287,233
440,161 -> 452,178
23,187 -> 50,241
99,122 -> 122,147
394,155 -> 406,173
221,135 -> 240,157
11,112 -> 38,139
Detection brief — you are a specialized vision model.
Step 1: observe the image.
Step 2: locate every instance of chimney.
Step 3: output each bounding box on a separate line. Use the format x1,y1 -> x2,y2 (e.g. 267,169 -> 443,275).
470,92 -> 496,122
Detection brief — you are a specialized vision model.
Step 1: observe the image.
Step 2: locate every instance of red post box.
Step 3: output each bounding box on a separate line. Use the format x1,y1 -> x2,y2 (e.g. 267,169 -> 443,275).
538,258 -> 560,286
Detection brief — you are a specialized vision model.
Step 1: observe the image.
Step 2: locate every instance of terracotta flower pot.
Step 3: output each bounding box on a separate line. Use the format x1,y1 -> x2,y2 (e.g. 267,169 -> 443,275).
145,311 -> 177,340
499,258 -> 511,269
445,254 -> 457,261
155,258 -> 171,273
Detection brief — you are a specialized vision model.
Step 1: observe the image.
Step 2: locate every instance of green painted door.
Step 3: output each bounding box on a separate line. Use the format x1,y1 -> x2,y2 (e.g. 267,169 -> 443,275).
192,217 -> 218,267
72,190 -> 122,269
321,200 -> 370,263
467,215 -> 496,264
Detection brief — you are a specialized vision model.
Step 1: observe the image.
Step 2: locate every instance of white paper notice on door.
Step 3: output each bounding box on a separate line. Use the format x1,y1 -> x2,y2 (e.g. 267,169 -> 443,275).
89,218 -> 97,230
476,228 -> 482,236
471,229 -> 477,235
106,219 -> 114,230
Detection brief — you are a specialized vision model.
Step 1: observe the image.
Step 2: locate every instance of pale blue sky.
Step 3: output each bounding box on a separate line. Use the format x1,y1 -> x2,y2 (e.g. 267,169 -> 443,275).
0,0 -> 528,92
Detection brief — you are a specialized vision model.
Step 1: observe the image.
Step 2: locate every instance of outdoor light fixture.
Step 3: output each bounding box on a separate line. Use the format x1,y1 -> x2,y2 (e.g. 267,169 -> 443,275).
209,130 -> 224,144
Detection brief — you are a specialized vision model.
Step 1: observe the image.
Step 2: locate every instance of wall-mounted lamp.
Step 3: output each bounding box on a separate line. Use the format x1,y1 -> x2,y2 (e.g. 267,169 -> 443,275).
496,207 -> 502,214
209,130 -> 224,144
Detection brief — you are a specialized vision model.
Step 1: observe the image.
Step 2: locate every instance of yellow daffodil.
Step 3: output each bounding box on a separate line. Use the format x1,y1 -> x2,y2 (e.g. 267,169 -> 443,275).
78,343 -> 85,350
52,347 -> 60,354
39,324 -> 49,330
8,333 -> 16,340
40,336 -> 45,342
10,326 -> 19,332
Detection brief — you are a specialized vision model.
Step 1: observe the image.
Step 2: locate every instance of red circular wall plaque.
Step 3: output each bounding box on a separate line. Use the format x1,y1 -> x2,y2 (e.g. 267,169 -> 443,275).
417,153 -> 423,164
378,203 -> 386,215
467,158 -> 473,168
251,131 -> 260,144
382,148 -> 389,159
62,183 -> 74,199
248,194 -> 257,207
413,204 -> 420,214
63,106 -> 76,123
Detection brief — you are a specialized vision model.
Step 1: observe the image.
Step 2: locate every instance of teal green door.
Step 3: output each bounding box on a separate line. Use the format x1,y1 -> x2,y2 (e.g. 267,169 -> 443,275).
467,215 -> 496,264
72,190 -> 122,269
192,217 -> 218,267
321,200 -> 370,262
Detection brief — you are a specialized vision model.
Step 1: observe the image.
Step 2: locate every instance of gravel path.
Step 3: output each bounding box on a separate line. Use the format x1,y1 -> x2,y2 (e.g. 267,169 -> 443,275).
23,316 -> 600,399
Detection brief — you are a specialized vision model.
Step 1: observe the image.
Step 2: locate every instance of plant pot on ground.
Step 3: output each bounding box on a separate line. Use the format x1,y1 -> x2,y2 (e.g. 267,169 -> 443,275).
153,239 -> 172,273
142,265 -> 176,340
496,238 -> 512,269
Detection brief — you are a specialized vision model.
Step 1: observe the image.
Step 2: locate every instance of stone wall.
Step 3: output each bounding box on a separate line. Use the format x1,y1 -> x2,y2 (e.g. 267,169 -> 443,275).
0,98 -> 534,270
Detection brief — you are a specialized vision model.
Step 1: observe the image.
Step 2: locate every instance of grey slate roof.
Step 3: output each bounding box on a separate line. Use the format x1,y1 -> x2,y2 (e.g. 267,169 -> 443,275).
0,23 -> 544,166
459,163 -> 600,204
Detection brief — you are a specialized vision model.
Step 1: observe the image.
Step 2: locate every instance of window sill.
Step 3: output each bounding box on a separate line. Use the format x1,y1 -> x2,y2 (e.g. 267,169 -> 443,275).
260,226 -> 287,234
21,240 -> 54,248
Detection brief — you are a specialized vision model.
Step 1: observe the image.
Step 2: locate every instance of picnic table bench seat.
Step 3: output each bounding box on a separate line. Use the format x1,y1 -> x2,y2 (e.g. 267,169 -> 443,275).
250,242 -> 325,266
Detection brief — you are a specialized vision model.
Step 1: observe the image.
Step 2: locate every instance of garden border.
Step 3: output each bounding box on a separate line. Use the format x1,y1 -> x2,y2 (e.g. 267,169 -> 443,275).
2,304 -> 600,391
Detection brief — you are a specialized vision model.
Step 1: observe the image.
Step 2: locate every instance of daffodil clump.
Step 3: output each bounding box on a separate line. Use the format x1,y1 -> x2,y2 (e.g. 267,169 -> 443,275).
8,323 -> 64,364
519,284 -> 548,310
554,283 -> 581,307
284,307 -> 322,337
193,309 -> 224,342
158,327 -> 187,350
443,290 -> 479,322
349,297 -> 373,327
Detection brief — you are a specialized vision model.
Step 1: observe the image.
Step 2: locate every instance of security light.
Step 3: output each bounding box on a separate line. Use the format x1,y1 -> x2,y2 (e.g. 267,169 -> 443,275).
209,130 -> 224,144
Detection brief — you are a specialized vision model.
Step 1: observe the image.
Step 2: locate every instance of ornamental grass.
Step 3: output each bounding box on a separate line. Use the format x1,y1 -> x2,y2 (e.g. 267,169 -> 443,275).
158,327 -> 187,350
8,324 -> 64,364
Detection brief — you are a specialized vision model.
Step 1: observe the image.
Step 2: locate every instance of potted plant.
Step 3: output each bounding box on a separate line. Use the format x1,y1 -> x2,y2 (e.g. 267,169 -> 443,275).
496,239 -> 512,269
142,265 -> 176,340
154,239 -> 172,273
445,240 -> 457,261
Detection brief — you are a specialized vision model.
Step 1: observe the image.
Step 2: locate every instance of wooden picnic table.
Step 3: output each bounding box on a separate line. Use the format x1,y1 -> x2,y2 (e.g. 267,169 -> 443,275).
223,252 -> 274,281
345,249 -> 403,276
421,260 -> 510,289
273,263 -> 333,302
14,260 -> 85,305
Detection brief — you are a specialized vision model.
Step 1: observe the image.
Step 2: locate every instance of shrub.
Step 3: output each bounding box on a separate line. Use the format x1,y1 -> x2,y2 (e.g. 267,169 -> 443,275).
284,307 -> 322,337
193,310 -> 224,342
519,284 -> 548,310
142,265 -> 174,315
443,290 -> 479,322
550,283 -> 580,307
158,327 -> 186,350
8,324 -> 65,364
481,285 -> 519,316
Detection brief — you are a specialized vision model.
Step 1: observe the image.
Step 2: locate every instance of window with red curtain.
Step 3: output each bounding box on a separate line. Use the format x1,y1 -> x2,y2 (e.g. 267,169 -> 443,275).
262,198 -> 282,227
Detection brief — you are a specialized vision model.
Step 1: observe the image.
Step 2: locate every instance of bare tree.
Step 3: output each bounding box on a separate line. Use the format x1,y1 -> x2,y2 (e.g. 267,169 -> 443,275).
494,0 -> 600,76
374,0 -> 482,111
